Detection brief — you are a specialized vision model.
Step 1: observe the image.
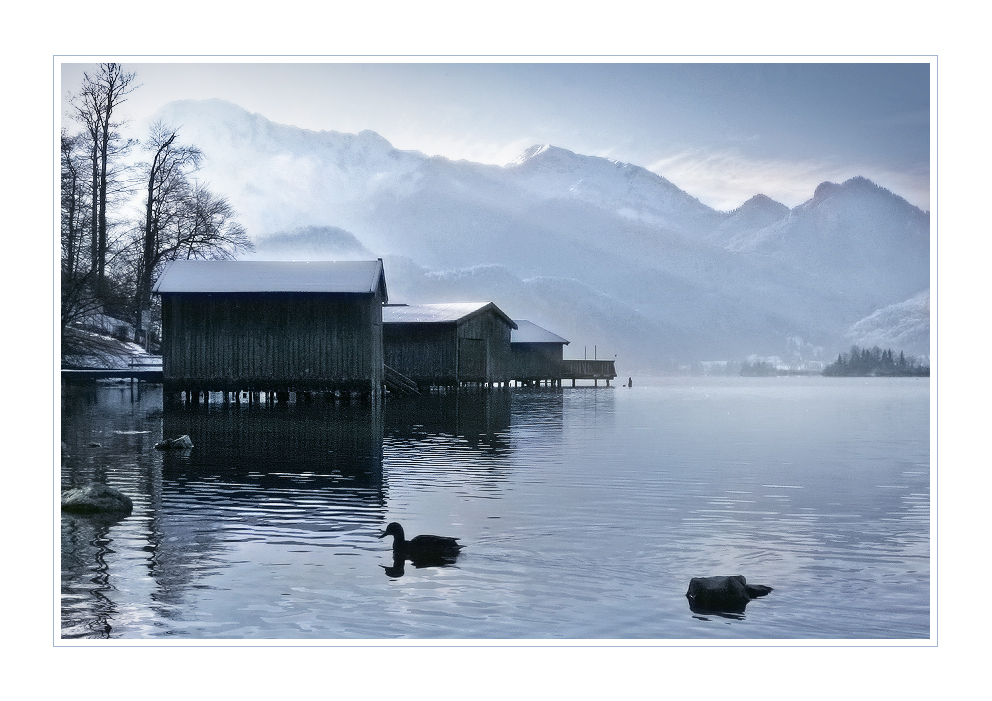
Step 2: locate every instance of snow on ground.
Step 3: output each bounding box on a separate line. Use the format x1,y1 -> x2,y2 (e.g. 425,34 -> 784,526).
62,315 -> 161,370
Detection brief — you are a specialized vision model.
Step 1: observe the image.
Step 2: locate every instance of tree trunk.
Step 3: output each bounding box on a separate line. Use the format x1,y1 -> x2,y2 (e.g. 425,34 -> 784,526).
89,140 -> 99,280
97,120 -> 110,295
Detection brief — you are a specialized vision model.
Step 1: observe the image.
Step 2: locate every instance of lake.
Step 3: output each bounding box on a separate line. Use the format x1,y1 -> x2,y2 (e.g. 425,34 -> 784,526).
59,376 -> 930,641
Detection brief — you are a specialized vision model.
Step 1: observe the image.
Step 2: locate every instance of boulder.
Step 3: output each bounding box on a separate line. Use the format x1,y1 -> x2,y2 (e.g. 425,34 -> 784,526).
61,482 -> 133,515
686,575 -> 772,614
155,435 -> 193,450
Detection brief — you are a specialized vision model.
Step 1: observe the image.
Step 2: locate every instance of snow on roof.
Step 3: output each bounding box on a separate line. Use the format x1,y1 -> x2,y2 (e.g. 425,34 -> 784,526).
511,320 -> 570,345
382,302 -> 516,328
153,260 -> 386,298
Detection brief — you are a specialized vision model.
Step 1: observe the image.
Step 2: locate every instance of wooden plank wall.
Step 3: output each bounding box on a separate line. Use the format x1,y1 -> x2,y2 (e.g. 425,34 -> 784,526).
383,324 -> 458,384
457,311 -> 514,383
384,309 -> 515,386
511,343 -> 565,381
161,292 -> 383,392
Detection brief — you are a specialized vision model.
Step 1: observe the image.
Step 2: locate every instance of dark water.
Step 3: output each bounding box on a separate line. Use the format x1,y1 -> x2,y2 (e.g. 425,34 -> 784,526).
60,376 -> 930,640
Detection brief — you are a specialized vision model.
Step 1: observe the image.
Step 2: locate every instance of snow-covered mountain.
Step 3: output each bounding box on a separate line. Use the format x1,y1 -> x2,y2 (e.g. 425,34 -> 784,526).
145,99 -> 931,371
713,194 -> 791,245
843,290 -> 930,356
725,177 -> 930,308
503,144 -> 724,236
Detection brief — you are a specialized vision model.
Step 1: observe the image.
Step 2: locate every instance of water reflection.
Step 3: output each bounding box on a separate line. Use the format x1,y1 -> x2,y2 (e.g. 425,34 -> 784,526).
62,385 -> 394,637
381,556 -> 406,578
61,382 -> 163,489
60,514 -> 120,638
380,390 -> 533,500
384,390 -> 512,452
60,378 -> 929,639
380,553 -> 462,578
162,399 -> 384,486
60,383 -> 534,636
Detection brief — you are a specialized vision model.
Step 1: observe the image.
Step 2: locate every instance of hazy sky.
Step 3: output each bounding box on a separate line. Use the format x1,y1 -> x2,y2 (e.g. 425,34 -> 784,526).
59,60 -> 931,211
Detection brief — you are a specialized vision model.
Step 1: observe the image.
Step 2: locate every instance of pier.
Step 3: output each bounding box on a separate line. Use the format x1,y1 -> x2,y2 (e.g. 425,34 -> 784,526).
61,357 -> 163,383
60,358 -> 617,391
60,356 -> 617,391
561,359 -> 618,386
62,368 -> 164,382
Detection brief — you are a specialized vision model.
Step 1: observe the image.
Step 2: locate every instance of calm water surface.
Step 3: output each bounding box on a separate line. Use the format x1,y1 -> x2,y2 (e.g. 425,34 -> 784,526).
60,376 -> 930,640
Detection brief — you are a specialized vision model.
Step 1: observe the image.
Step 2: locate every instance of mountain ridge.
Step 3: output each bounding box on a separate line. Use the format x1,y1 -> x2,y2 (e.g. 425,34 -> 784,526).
145,99 -> 931,370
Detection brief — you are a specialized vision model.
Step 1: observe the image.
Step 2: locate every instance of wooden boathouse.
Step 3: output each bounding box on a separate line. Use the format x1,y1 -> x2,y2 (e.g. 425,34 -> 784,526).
153,260 -> 388,402
511,320 -> 570,386
382,302 -> 517,389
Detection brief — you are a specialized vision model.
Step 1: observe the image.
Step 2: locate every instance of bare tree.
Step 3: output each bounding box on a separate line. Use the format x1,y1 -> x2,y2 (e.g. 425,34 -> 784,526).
171,183 -> 252,262
61,129 -> 88,285
69,63 -> 137,296
61,63 -> 253,361
61,129 -> 108,361
135,122 -> 202,323
132,122 -> 253,342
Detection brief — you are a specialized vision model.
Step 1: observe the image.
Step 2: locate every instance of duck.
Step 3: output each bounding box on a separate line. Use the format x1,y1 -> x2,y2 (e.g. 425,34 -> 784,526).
378,522 -> 463,563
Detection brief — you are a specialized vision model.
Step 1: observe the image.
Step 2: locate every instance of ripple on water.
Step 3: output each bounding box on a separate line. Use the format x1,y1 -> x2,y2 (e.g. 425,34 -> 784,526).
60,379 -> 930,639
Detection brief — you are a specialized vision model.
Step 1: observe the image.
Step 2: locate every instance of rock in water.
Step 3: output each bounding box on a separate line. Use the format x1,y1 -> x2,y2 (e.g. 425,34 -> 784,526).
685,575 -> 773,614
155,435 -> 194,450
61,482 -> 133,515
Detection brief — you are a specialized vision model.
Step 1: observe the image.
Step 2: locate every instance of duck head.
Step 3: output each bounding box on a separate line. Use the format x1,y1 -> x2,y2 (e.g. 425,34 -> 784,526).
379,522 -> 405,542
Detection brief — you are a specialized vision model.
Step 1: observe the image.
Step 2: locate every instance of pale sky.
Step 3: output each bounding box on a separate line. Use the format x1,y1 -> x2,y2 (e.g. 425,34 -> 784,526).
59,60 -> 931,211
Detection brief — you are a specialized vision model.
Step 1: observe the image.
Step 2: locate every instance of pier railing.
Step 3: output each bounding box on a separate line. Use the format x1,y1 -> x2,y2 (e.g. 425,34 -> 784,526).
383,364 -> 420,395
561,359 -> 617,381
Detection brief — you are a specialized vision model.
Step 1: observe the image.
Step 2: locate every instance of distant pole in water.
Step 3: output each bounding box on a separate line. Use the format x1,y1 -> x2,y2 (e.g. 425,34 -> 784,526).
627,377 -> 632,388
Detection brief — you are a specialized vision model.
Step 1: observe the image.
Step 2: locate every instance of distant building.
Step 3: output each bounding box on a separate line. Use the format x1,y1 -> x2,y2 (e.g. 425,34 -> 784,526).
510,320 -> 570,386
382,302 -> 517,388
153,260 -> 387,400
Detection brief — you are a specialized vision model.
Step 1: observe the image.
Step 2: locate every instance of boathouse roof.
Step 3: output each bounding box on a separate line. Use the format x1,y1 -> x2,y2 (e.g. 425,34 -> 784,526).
153,260 -> 387,299
382,302 -> 516,328
511,320 -> 570,345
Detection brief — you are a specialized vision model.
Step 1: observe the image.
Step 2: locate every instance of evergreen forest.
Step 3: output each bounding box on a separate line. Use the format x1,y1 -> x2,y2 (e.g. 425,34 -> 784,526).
822,345 -> 929,377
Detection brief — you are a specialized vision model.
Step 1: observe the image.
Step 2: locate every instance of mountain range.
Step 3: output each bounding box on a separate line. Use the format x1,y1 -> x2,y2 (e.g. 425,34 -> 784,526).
144,98 -> 931,373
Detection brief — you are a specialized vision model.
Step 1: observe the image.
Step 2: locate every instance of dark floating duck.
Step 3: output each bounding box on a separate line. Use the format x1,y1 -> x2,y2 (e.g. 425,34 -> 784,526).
379,522 -> 463,568
686,575 -> 773,615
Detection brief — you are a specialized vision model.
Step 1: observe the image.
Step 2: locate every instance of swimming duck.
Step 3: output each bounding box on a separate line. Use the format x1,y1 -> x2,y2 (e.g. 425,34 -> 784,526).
379,522 -> 462,563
